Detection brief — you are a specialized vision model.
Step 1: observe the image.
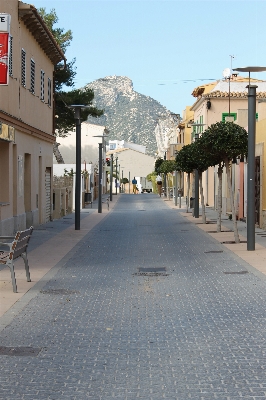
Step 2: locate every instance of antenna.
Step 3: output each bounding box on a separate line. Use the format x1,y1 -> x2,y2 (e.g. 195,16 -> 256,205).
229,54 -> 235,71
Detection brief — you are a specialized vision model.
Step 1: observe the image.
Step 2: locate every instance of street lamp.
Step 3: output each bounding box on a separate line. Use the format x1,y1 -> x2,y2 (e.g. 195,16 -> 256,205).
115,157 -> 118,195
233,66 -> 266,251
93,134 -> 108,213
110,153 -> 113,201
69,105 -> 91,230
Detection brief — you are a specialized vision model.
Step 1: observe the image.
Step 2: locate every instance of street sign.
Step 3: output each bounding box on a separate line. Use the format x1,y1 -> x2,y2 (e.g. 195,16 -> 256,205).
0,14 -> 11,85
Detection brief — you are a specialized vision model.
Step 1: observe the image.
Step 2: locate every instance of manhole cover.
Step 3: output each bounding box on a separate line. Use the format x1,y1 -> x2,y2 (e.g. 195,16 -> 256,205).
204,250 -> 223,254
221,241 -> 247,244
135,267 -> 168,276
223,271 -> 249,275
0,346 -> 41,357
40,289 -> 80,295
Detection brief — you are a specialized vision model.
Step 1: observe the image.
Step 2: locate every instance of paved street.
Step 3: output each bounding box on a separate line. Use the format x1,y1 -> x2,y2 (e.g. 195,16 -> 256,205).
1,194 -> 266,399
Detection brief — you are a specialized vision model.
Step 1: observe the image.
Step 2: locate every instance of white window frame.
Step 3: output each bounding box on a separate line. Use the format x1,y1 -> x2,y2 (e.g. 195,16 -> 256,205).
21,48 -> 26,87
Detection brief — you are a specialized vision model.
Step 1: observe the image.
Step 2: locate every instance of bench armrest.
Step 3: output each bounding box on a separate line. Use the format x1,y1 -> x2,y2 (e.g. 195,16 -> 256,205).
0,241 -> 12,251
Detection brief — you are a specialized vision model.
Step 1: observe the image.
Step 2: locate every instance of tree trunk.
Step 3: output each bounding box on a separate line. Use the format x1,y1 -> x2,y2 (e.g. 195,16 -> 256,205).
225,157 -> 240,243
53,142 -> 65,164
217,164 -> 223,232
199,171 -> 206,223
186,173 -> 190,213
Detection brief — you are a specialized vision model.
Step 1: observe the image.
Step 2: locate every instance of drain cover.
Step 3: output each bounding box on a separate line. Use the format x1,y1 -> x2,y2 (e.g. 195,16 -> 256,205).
0,346 -> 41,357
221,241 -> 247,244
204,250 -> 223,254
223,271 -> 248,275
136,267 -> 168,276
139,267 -> 166,273
40,289 -> 80,295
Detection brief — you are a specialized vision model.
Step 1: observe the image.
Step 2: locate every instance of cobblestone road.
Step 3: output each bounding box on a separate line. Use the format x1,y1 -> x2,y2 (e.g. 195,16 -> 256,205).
1,195 -> 266,399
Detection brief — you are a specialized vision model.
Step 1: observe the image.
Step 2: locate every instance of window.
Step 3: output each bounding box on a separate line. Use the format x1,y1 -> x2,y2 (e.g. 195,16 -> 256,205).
47,78 -> 52,107
21,49 -> 26,87
40,70 -> 45,101
9,36 -> 13,76
30,59 -> 35,94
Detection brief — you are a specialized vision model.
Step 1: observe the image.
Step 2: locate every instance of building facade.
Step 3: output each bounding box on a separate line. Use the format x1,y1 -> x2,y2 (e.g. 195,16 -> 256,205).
0,0 -> 65,234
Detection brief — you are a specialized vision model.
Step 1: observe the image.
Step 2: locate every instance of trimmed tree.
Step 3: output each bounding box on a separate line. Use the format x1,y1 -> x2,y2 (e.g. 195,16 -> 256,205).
200,122 -> 248,242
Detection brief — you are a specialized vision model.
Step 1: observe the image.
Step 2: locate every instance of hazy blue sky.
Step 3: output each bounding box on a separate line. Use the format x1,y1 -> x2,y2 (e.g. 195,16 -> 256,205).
33,0 -> 266,114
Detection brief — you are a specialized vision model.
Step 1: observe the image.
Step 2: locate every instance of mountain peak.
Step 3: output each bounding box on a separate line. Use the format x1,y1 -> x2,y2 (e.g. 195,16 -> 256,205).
85,76 -> 177,156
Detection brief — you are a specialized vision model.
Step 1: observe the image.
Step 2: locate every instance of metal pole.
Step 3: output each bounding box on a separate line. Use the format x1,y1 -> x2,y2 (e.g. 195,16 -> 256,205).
174,170 -> 178,206
247,85 -> 257,251
98,143 -> 102,213
75,107 -> 81,230
164,152 -> 167,197
119,164 -> 120,193
129,171 -> 131,194
194,132 -> 199,218
122,170 -> 123,193
110,153 -> 113,201
115,158 -> 118,195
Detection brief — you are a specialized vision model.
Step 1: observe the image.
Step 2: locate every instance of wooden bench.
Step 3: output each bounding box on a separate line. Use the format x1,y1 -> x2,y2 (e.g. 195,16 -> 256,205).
0,226 -> 33,293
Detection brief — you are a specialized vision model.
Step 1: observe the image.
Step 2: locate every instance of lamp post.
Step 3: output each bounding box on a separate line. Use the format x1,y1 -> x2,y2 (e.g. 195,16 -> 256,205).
110,153 -> 113,201
93,134 -> 108,213
115,157 -> 118,195
163,151 -> 167,197
69,105 -> 90,230
233,66 -> 266,251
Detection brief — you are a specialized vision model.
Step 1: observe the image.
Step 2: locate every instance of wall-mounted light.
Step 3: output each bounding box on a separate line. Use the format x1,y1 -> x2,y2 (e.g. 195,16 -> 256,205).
206,99 -> 211,110
186,120 -> 194,128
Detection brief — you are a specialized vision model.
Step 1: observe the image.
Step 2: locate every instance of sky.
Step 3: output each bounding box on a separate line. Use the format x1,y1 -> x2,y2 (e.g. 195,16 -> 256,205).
32,0 -> 266,115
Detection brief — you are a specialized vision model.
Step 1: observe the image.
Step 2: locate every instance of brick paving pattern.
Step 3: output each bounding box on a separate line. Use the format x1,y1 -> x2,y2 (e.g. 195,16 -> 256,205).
1,194 -> 266,399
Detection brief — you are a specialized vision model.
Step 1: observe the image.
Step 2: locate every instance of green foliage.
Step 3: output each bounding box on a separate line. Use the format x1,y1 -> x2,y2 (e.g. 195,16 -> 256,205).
121,177 -> 129,184
56,88 -> 103,136
146,172 -> 157,181
155,157 -> 164,173
159,160 -> 177,174
176,122 -> 248,172
39,7 -> 103,136
200,121 -> 248,165
175,144 -> 196,173
39,8 -> 73,52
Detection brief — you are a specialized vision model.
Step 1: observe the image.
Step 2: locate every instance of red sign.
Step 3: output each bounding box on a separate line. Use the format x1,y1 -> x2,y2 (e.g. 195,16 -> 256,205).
0,33 -> 9,85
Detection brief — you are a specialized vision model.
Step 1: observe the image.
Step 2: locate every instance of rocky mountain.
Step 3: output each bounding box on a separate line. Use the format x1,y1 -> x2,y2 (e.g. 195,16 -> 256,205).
85,76 -> 179,157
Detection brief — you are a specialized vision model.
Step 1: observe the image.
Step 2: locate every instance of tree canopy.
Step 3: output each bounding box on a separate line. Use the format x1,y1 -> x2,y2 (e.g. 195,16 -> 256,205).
39,8 -> 103,136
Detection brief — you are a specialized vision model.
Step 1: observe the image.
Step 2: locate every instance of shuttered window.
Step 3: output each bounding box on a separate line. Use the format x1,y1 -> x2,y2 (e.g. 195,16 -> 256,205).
48,78 -> 52,107
40,70 -> 45,101
21,49 -> 26,87
30,59 -> 35,94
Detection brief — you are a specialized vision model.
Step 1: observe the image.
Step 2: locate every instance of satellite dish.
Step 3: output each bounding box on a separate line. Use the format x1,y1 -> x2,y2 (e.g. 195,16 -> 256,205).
223,68 -> 231,79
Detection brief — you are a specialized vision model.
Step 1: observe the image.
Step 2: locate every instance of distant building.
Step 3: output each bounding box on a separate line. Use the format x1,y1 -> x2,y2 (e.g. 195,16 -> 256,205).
107,140 -> 146,154
0,0 -> 65,234
106,148 -> 155,182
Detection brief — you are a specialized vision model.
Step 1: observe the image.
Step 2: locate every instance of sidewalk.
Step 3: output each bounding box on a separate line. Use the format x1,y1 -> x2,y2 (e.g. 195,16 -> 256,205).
164,195 -> 266,278
0,194 -> 118,320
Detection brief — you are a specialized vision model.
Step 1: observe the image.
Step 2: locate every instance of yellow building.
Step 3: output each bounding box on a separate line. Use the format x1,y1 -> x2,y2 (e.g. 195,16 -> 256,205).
0,0 -> 65,234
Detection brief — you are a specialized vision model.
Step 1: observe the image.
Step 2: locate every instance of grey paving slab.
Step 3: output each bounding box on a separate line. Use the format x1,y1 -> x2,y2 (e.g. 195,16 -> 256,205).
1,194 -> 266,399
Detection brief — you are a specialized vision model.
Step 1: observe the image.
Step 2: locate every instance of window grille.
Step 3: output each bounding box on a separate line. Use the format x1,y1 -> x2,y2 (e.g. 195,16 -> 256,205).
48,78 -> 52,107
9,36 -> 13,76
30,59 -> 35,94
21,49 -> 26,87
40,70 -> 45,101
